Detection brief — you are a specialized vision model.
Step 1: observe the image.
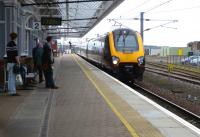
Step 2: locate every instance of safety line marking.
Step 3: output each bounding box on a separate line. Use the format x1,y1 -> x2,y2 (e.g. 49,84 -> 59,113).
76,55 -> 200,135
72,55 -> 139,137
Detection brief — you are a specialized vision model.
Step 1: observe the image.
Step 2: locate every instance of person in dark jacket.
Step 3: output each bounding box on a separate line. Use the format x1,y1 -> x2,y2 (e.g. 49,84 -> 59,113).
6,32 -> 20,96
32,39 -> 44,83
42,36 -> 58,89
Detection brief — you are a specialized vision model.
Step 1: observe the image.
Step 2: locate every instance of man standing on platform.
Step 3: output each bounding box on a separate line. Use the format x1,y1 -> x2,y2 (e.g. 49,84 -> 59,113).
6,32 -> 20,96
32,38 -> 44,83
42,36 -> 58,89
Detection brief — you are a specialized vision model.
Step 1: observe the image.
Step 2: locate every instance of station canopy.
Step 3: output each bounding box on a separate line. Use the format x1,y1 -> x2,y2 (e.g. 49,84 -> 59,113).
21,0 -> 124,38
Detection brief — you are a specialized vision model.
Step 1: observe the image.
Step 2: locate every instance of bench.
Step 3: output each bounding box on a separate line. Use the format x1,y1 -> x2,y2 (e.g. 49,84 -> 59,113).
0,56 -> 39,92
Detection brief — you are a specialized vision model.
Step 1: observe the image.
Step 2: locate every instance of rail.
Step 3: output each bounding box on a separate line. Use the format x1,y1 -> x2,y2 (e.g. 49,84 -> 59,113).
132,82 -> 200,128
145,67 -> 200,85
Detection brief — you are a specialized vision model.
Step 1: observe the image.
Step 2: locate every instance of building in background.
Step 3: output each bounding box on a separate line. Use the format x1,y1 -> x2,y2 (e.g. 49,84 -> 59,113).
144,45 -> 161,56
187,41 -> 200,55
160,47 -> 191,57
0,0 -> 46,59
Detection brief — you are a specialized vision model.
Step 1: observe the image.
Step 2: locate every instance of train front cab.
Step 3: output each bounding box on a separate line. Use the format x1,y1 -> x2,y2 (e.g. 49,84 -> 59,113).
108,29 -> 145,80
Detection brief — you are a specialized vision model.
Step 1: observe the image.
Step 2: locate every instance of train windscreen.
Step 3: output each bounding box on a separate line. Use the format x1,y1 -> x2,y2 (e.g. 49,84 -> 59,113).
114,30 -> 139,52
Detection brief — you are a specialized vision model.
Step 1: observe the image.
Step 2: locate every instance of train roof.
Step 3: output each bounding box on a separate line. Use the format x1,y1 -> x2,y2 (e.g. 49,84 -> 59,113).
112,28 -> 137,33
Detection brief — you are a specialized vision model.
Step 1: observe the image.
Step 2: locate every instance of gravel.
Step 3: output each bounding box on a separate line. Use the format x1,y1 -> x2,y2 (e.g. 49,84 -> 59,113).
137,71 -> 200,115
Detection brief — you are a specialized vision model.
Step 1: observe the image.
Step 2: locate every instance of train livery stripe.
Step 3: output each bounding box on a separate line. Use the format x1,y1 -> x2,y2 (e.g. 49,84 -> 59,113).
136,32 -> 144,53
108,32 -> 115,57
73,54 -> 140,137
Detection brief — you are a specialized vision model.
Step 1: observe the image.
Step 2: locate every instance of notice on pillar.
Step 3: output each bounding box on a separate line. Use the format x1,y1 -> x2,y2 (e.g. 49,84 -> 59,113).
33,22 -> 41,30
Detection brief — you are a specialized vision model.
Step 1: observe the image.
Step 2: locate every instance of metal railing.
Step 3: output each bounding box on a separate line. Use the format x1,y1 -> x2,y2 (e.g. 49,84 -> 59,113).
146,55 -> 200,68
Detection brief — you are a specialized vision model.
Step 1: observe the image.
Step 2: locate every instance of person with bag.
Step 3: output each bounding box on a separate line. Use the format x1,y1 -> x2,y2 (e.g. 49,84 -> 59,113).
6,32 -> 20,96
32,39 -> 44,83
42,36 -> 58,89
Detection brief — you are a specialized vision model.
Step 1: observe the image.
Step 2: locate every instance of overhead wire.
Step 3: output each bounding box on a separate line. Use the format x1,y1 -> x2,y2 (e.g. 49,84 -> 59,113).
109,0 -> 176,24
144,0 -> 174,13
107,0 -> 153,29
144,20 -> 177,31
108,17 -> 177,22
114,0 -> 154,21
108,0 -> 179,33
108,19 -> 131,29
120,0 -> 153,15
150,5 -> 200,14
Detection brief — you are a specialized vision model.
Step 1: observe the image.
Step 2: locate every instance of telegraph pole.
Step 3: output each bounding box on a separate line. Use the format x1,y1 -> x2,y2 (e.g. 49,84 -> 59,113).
140,12 -> 144,41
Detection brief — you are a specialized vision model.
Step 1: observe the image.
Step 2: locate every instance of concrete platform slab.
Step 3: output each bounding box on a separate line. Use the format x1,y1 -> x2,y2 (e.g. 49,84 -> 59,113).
1,54 -> 199,137
48,55 -> 131,137
74,54 -> 200,137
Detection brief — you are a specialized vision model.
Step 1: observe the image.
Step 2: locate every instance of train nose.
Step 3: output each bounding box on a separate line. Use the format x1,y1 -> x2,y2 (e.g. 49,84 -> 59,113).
124,65 -> 134,72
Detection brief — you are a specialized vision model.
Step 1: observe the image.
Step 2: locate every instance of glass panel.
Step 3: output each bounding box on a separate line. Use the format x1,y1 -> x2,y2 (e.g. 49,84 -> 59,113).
114,30 -> 139,52
6,8 -> 10,43
0,24 -> 5,58
0,2 -> 5,21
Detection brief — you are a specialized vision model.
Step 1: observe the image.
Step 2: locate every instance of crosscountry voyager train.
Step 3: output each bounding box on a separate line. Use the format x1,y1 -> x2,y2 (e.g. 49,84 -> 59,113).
75,28 -> 145,80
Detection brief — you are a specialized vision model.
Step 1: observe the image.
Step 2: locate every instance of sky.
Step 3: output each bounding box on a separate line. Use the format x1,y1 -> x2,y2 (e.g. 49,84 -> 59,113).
81,0 -> 200,47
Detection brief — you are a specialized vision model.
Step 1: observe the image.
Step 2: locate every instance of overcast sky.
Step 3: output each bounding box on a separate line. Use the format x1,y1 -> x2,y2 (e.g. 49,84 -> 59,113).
83,0 -> 200,47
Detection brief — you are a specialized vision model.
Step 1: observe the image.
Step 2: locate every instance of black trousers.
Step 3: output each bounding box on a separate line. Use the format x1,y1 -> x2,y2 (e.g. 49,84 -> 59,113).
43,66 -> 55,87
34,64 -> 43,82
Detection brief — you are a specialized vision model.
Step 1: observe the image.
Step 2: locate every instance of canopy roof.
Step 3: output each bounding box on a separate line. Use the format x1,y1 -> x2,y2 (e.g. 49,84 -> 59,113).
21,0 -> 124,38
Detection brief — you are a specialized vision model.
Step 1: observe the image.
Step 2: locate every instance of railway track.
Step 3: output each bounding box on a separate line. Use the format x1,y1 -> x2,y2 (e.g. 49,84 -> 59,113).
145,66 -> 200,85
146,62 -> 200,78
129,82 -> 200,128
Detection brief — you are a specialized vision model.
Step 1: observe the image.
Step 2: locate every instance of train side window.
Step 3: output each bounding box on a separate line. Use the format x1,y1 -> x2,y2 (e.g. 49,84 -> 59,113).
100,41 -> 104,55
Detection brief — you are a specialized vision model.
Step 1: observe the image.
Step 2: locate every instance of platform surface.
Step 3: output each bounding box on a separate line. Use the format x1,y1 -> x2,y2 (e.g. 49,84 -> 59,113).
0,54 -> 199,137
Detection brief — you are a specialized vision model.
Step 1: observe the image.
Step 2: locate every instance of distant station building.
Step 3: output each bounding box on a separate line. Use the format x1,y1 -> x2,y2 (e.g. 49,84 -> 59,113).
144,45 -> 161,56
187,41 -> 200,55
160,47 -> 191,57
144,45 -> 191,57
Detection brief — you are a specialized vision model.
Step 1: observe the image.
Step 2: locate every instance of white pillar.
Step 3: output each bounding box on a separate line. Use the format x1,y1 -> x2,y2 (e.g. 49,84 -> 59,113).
4,0 -> 18,43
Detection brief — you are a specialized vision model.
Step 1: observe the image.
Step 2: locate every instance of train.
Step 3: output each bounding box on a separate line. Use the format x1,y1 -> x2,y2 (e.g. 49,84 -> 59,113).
75,28 -> 145,81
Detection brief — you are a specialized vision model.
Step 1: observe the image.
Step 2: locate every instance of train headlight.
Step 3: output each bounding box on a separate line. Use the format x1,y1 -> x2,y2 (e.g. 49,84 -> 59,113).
137,56 -> 145,65
112,56 -> 120,65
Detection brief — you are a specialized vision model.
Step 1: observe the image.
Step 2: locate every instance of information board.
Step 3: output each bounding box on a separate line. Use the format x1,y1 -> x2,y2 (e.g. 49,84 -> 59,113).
41,17 -> 62,26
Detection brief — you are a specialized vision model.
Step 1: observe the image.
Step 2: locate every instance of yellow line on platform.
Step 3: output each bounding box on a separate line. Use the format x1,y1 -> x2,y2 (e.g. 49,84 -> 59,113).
73,55 -> 139,137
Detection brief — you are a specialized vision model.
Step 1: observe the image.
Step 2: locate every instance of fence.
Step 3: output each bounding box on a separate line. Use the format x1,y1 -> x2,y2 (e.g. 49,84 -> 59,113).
146,55 -> 200,68
146,55 -> 185,63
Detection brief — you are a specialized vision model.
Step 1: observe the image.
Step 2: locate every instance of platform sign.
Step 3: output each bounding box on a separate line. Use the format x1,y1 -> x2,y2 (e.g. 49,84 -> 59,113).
41,17 -> 62,26
33,22 -> 41,30
178,48 -> 183,56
